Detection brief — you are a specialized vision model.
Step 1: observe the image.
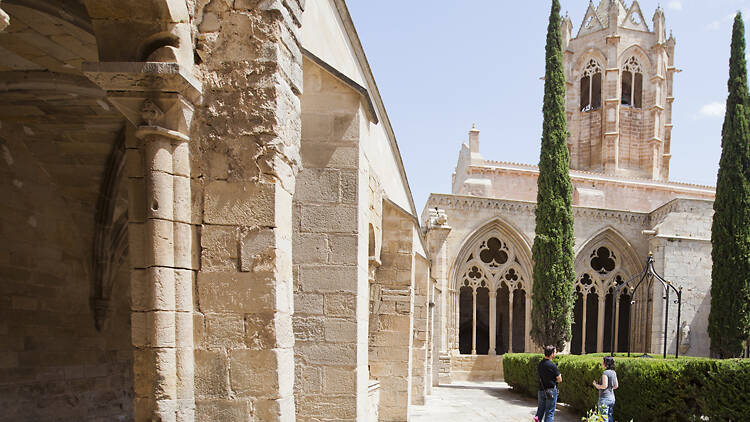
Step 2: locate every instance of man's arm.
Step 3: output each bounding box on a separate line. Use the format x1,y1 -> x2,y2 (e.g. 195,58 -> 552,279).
555,374 -> 562,384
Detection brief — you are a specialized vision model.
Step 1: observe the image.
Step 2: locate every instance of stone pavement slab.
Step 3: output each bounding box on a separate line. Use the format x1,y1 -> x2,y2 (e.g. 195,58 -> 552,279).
409,382 -> 580,422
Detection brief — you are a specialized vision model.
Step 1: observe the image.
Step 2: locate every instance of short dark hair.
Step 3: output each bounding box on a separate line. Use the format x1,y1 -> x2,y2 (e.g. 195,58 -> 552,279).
603,356 -> 615,370
543,345 -> 556,357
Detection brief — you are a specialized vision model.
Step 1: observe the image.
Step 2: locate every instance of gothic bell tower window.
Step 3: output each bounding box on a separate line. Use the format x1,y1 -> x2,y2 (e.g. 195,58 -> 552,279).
580,59 -> 602,112
621,57 -> 643,108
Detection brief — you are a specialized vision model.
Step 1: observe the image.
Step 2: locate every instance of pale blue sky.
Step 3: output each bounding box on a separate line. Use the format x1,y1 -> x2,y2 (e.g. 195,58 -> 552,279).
347,0 -> 749,214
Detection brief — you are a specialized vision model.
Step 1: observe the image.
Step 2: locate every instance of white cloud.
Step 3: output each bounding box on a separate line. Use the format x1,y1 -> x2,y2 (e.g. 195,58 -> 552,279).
668,1 -> 683,11
706,10 -> 750,31
698,102 -> 726,118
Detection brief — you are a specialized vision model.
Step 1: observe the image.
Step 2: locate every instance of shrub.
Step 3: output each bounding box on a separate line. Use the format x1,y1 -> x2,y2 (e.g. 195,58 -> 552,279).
503,353 -> 750,421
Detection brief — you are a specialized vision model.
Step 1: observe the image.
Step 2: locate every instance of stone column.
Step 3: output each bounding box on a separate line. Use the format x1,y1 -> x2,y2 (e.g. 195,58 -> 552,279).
488,291 -> 497,355
525,294 -> 532,352
83,63 -> 200,422
471,289 -> 477,355
597,294 -> 606,352
614,297 -> 621,352
508,290 -> 514,353
581,293 -> 588,354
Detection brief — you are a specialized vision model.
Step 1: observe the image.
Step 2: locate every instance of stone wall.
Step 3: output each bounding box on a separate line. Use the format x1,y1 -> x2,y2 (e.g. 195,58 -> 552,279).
648,199 -> 713,357
0,127 -> 133,421
410,256 -> 430,405
369,202 -> 415,422
293,59 -> 368,422
191,1 -> 304,421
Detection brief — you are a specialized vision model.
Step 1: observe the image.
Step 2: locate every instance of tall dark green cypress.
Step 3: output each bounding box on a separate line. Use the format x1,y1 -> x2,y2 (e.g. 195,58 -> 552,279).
530,0 -> 575,351
709,13 -> 750,358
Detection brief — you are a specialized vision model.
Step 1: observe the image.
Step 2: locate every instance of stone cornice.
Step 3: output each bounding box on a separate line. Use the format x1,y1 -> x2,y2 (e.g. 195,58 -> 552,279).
466,160 -> 716,193
648,197 -> 714,225
426,193 -> 649,225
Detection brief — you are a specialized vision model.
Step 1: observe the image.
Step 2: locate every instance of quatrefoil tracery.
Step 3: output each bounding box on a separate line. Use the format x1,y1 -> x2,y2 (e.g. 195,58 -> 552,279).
459,235 -> 526,292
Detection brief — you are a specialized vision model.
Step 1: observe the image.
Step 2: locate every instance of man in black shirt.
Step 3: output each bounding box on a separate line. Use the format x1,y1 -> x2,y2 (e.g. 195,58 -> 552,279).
535,345 -> 562,422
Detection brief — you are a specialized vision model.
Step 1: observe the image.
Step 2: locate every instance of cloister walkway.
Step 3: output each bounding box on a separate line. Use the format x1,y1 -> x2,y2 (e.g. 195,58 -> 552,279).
409,382 -> 580,422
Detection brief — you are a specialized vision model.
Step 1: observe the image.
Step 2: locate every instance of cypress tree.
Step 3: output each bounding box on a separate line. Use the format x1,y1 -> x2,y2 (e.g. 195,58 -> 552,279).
530,0 -> 576,351
709,13 -> 750,358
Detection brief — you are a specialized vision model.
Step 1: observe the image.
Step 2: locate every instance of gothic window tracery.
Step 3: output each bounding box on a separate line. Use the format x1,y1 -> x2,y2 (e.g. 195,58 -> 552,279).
572,243 -> 636,355
580,59 -> 602,112
621,56 -> 643,108
456,233 -> 529,355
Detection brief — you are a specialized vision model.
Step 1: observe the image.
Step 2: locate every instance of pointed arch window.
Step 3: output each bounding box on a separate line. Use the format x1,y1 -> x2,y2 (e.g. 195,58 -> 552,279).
621,57 -> 643,108
455,234 -> 530,355
580,59 -> 602,112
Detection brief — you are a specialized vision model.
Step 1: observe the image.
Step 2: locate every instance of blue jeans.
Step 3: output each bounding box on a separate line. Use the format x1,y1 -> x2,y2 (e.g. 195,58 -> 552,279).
597,397 -> 615,422
536,387 -> 557,422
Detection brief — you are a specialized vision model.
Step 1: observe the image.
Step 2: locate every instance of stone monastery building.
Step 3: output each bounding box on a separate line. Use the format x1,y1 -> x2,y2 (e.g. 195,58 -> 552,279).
0,0 -> 717,421
424,0 -> 716,383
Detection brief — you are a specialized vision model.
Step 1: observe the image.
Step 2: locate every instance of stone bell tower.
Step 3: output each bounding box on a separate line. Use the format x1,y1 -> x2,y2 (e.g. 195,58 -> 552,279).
562,0 -> 676,181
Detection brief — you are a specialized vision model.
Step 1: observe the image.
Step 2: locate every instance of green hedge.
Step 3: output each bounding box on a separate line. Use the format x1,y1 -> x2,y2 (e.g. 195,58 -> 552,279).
503,353 -> 750,421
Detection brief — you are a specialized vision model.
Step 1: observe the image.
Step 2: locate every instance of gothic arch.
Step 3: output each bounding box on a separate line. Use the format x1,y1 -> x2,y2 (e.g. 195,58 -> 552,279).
572,227 -> 641,354
618,44 -> 653,73
572,48 -> 607,79
451,217 -> 532,292
450,218 -> 533,355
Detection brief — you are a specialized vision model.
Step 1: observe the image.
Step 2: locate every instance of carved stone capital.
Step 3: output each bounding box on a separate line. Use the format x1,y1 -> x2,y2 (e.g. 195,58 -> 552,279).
82,61 -> 202,137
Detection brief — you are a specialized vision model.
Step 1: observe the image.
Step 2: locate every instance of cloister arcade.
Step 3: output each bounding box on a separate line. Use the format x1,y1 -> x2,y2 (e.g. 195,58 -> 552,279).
450,223 -> 647,356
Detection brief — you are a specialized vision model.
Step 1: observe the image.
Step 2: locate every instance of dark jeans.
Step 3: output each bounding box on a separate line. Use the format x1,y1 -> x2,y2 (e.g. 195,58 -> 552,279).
536,386 -> 557,422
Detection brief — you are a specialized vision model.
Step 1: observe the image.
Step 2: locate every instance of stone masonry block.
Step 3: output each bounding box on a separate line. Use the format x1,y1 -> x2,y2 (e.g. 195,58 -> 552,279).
295,342 -> 356,366
292,231 -> 328,265
205,313 -> 244,349
300,143 -> 357,170
292,316 -> 324,342
203,181 -> 275,226
295,168 -> 340,203
294,292 -> 324,315
197,271 -> 274,313
324,319 -> 357,343
333,113 -> 359,142
340,169 -> 357,204
298,265 -> 357,293
245,312 -> 294,350
321,366 -> 356,394
194,350 -> 229,399
229,348 -> 294,398
146,171 -> 174,221
328,234 -> 357,265
146,218 -> 175,268
294,365 -> 322,395
324,293 -> 355,318
300,204 -> 357,234
295,395 -> 356,420
195,399 -> 251,422
239,228 -> 276,272
255,397 -> 296,422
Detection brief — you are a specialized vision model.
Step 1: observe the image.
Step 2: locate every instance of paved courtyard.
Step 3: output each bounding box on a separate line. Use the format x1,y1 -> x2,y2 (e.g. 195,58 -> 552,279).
409,382 -> 580,422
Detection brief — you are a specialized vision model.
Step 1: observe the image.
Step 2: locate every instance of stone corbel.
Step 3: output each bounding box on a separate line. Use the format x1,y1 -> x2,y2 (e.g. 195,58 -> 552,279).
82,61 -> 202,135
